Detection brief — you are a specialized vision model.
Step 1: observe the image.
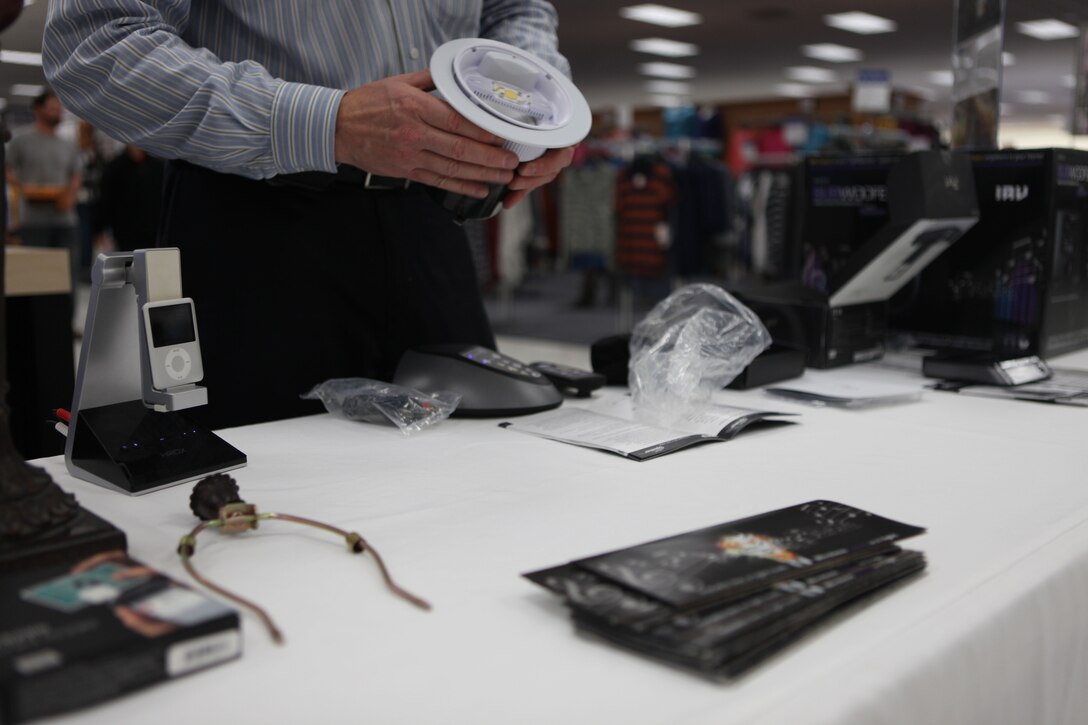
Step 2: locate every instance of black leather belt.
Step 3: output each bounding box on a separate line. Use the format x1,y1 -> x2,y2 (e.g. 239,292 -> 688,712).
268,164 -> 411,192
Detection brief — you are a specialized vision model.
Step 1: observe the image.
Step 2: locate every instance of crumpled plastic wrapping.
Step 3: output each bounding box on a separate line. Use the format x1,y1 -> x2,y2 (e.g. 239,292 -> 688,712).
301,378 -> 460,435
628,284 -> 771,422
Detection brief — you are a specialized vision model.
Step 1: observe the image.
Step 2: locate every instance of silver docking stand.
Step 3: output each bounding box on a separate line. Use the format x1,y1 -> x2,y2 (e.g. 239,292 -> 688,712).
65,249 -> 246,495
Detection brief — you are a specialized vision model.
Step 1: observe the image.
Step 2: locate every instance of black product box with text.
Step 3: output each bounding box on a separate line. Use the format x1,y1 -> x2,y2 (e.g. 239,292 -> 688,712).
891,148 -> 1088,357
795,154 -> 901,289
0,551 -> 240,724
739,152 -> 978,368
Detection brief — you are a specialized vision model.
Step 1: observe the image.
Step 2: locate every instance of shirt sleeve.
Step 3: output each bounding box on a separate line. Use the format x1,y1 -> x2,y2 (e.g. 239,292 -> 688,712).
42,0 -> 344,180
479,0 -> 571,79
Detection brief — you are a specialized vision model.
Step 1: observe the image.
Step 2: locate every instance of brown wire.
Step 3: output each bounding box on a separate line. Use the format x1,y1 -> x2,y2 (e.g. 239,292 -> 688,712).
178,511 -> 430,644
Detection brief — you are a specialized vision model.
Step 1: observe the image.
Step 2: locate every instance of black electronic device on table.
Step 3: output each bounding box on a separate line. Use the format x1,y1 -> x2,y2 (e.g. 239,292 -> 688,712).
530,362 -> 607,398
393,344 -> 563,417
922,354 -> 1052,386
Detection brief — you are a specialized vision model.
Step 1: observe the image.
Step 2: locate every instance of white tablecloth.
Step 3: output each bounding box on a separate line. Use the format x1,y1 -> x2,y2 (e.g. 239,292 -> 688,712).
34,347 -> 1088,725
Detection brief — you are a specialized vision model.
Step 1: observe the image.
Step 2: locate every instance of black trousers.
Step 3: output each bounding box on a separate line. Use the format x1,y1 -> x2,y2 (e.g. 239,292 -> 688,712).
159,161 -> 495,430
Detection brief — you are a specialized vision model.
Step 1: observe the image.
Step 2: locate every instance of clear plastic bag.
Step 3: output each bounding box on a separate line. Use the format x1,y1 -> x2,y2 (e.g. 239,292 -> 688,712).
301,378 -> 460,435
629,283 -> 771,422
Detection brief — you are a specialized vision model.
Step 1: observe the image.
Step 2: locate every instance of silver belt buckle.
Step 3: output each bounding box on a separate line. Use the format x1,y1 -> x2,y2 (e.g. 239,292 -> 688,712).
363,172 -> 410,190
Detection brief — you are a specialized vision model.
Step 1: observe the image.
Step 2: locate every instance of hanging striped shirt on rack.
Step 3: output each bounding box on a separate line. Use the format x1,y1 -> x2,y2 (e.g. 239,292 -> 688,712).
615,161 -> 676,277
43,0 -> 567,180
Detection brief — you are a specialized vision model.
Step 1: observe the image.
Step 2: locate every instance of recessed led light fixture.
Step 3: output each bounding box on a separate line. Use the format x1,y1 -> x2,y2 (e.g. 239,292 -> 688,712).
619,4 -> 702,28
10,83 -> 45,96
802,43 -> 863,63
630,37 -> 699,58
429,38 -> 591,222
927,70 -> 954,87
775,83 -> 816,98
1017,90 -> 1051,104
786,66 -> 839,83
1016,19 -> 1079,40
824,11 -> 897,35
638,61 -> 696,79
644,79 -> 691,95
0,50 -> 43,66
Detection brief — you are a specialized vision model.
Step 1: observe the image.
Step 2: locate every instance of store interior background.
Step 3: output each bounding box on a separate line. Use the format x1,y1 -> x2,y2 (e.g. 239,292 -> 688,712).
2,0 -> 1087,350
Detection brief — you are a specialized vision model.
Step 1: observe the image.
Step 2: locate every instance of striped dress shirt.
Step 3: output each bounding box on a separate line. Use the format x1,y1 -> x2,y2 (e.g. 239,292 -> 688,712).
43,1 -> 567,180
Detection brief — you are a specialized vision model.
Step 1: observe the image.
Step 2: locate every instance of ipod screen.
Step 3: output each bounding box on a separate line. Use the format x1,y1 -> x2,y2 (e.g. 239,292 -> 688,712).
148,302 -> 196,347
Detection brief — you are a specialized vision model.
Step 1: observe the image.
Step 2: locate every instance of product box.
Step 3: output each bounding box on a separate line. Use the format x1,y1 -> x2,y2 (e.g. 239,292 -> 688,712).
795,153 -> 902,289
738,151 -> 978,368
725,343 -> 807,390
0,551 -> 240,724
891,148 -> 1088,357
735,285 -> 885,367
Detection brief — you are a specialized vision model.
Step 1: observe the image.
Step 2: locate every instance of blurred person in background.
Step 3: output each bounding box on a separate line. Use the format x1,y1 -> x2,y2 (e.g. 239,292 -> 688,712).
5,90 -> 81,289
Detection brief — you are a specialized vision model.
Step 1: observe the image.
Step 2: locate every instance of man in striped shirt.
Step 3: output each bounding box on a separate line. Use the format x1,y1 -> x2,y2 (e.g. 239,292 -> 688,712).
44,1 -> 574,429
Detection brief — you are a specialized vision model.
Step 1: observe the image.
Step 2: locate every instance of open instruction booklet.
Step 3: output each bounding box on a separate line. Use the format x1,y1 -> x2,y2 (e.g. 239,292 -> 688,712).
500,396 -> 796,461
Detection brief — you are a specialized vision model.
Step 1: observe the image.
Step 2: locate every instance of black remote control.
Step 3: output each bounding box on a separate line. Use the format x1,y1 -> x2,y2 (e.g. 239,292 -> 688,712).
530,362 -> 607,397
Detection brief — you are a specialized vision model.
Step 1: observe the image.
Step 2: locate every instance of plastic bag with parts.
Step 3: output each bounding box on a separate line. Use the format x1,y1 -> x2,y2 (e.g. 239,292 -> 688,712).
301,378 -> 460,435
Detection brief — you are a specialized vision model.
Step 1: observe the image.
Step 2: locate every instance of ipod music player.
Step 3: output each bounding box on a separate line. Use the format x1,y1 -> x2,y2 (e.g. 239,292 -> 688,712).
142,298 -> 205,390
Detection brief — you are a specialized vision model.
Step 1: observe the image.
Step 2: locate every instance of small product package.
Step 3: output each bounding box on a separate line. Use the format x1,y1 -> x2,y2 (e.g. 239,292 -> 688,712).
0,551 -> 240,724
302,378 -> 460,435
628,284 -> 771,424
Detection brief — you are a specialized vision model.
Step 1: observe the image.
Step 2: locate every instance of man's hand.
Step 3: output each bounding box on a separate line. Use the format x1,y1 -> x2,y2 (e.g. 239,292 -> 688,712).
57,189 -> 77,213
502,146 -> 575,209
334,70 -> 518,198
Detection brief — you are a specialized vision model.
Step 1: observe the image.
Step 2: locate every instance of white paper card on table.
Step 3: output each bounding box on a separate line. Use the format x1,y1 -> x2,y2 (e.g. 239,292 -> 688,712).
765,379 -> 924,408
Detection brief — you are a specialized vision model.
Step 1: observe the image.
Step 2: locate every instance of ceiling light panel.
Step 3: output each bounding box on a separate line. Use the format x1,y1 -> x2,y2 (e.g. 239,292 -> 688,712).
0,50 -> 43,66
638,62 -> 696,79
11,83 -> 46,96
905,85 -> 939,102
928,70 -> 954,86
824,11 -> 898,35
775,83 -> 816,98
1016,19 -> 1079,40
645,79 -> 691,94
1017,90 -> 1051,104
786,66 -> 839,83
620,4 -> 702,28
802,43 -> 863,63
630,37 -> 699,58
649,94 -> 687,108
